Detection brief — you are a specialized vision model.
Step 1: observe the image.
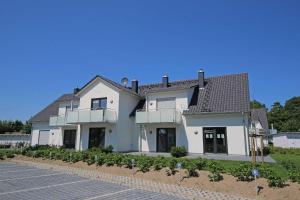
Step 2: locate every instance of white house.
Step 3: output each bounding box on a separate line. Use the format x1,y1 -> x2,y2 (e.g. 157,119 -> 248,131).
272,132 -> 300,148
30,70 -> 252,155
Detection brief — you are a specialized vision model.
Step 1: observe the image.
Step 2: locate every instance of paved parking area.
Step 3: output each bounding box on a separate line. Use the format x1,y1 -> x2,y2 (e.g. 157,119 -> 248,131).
0,162 -> 184,200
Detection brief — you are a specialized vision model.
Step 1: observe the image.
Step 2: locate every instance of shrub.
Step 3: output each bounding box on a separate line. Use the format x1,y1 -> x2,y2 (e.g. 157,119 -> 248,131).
166,158 -> 178,175
267,175 -> 285,187
230,163 -> 253,182
102,145 -> 114,154
184,162 -> 198,177
257,164 -> 273,178
153,156 -> 166,171
137,156 -> 152,173
0,151 -> 4,160
193,158 -> 207,170
6,151 -> 14,159
288,170 -> 300,183
207,161 -> 223,182
170,146 -> 187,158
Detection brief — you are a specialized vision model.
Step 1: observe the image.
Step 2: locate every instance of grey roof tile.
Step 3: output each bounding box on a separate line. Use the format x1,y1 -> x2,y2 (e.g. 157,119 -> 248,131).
251,108 -> 269,131
183,73 -> 250,114
29,93 -> 78,122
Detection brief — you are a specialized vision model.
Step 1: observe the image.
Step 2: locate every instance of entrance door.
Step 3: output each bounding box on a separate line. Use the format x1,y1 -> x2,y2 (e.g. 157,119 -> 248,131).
156,128 -> 176,152
89,128 -> 105,148
203,127 -> 227,154
63,130 -> 76,149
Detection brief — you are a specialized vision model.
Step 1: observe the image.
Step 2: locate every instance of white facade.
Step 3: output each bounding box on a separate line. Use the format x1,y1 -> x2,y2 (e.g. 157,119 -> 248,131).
272,133 -> 300,148
31,74 -> 251,156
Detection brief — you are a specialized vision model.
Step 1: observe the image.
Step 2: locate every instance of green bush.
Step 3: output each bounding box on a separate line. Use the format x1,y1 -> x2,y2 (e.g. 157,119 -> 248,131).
230,163 -> 253,182
0,151 -> 4,160
166,158 -> 178,175
288,170 -> 300,183
184,162 -> 198,177
170,146 -> 187,158
193,158 -> 207,170
6,151 -> 14,159
153,156 -> 166,171
267,175 -> 285,187
207,161 -> 223,182
137,156 -> 152,173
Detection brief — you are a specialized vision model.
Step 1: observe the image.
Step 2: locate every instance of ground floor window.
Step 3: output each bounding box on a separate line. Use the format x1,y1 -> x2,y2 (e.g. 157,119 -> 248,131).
203,127 -> 227,154
63,130 -> 76,149
156,128 -> 176,152
89,128 -> 105,149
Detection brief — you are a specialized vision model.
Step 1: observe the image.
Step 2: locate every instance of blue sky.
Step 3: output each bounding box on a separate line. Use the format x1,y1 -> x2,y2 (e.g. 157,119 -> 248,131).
0,0 -> 299,121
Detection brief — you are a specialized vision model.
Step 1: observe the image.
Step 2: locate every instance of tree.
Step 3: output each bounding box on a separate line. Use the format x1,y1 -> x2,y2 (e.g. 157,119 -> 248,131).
251,100 -> 266,109
23,121 -> 32,134
268,102 -> 287,131
13,120 -> 23,132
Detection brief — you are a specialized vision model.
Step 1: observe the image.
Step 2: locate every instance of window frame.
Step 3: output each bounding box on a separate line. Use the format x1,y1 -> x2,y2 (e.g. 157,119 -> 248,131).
91,98 -> 107,110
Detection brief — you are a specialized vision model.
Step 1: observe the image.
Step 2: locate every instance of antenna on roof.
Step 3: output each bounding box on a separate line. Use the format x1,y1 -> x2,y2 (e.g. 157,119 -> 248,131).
121,77 -> 129,87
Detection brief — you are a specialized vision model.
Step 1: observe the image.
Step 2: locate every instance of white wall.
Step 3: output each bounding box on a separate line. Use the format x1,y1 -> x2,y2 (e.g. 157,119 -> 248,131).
273,133 -> 300,148
146,89 -> 193,112
31,122 -> 63,147
138,113 -> 250,155
78,79 -> 119,112
0,134 -> 31,146
80,123 -> 116,150
184,113 -> 249,155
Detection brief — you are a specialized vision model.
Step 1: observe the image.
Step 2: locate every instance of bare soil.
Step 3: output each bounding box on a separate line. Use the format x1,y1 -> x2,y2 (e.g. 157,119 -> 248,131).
12,156 -> 300,200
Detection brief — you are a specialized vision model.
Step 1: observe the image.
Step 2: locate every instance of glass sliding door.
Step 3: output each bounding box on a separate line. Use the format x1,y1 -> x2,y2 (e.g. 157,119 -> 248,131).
203,127 -> 227,154
63,130 -> 76,149
89,128 -> 105,148
156,128 -> 176,152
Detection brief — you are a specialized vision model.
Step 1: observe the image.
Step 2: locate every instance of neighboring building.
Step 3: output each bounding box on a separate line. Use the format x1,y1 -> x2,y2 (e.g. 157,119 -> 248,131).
30,70 -> 252,155
272,132 -> 300,148
251,108 -> 269,147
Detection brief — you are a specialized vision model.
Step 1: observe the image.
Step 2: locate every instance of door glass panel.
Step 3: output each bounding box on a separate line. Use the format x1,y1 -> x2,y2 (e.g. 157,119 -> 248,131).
157,128 -> 176,152
216,128 -> 227,153
204,128 -> 215,153
63,130 -> 76,149
89,128 -> 105,148
167,128 -> 176,152
203,127 -> 227,154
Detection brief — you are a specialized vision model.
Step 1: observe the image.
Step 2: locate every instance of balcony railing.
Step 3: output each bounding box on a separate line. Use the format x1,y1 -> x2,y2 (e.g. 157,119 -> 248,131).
49,109 -> 117,126
49,115 -> 67,126
66,108 -> 117,124
135,109 -> 182,124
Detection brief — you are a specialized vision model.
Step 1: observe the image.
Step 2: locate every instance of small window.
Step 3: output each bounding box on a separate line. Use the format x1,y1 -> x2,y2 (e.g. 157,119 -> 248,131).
66,105 -> 72,110
72,104 -> 79,110
91,98 -> 107,110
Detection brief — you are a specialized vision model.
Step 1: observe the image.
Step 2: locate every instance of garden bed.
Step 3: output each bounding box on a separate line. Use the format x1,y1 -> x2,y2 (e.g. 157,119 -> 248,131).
8,154 -> 299,200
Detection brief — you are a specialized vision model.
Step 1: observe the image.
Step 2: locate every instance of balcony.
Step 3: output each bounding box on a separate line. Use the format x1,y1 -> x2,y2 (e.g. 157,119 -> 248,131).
66,109 -> 117,124
49,115 -> 67,126
135,109 -> 181,124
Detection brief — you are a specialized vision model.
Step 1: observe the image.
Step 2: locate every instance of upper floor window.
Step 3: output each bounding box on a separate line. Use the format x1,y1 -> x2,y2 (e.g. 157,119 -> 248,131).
157,97 -> 176,110
91,98 -> 107,110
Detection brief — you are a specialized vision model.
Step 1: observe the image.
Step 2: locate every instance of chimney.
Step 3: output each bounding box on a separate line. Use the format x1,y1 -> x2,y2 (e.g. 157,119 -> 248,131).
131,80 -> 139,93
198,69 -> 205,88
162,75 -> 169,87
73,87 -> 80,94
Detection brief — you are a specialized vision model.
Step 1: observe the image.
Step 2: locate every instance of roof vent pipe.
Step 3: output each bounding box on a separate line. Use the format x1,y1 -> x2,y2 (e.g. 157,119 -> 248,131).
162,75 -> 169,87
74,87 -> 80,94
131,80 -> 139,93
198,69 -> 205,88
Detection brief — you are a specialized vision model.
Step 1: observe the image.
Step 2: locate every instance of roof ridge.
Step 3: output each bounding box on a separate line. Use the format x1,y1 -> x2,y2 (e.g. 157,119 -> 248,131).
139,72 -> 248,88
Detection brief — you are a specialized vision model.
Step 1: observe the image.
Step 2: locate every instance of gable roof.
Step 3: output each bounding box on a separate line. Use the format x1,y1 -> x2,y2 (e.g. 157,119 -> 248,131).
183,73 -> 250,114
130,73 -> 250,116
76,75 -> 142,98
251,108 -> 269,131
29,94 -> 78,123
